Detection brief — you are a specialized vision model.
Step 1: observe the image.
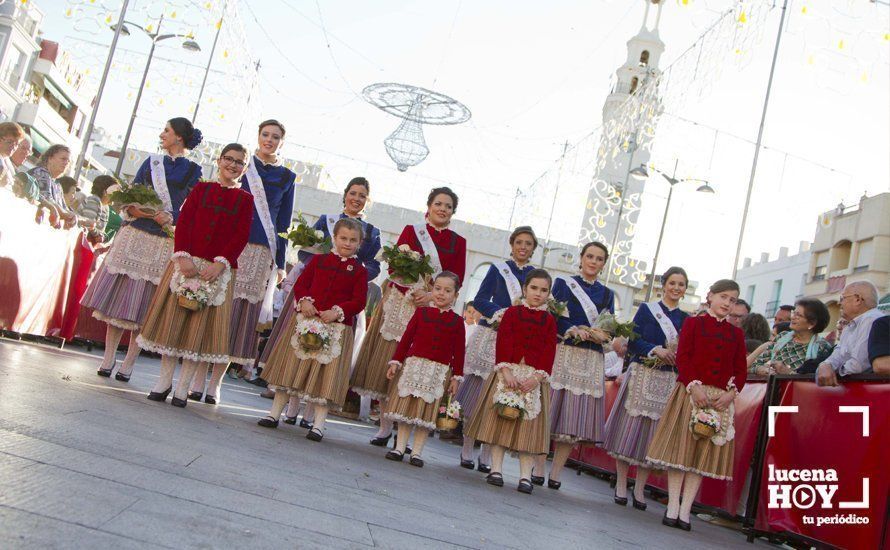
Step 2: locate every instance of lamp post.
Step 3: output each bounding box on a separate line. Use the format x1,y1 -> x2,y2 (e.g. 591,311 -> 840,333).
113,15 -> 201,176
630,160 -> 715,302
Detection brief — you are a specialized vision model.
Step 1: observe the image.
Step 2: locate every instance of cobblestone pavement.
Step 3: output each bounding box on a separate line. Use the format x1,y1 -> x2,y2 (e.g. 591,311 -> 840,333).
0,340 -> 766,549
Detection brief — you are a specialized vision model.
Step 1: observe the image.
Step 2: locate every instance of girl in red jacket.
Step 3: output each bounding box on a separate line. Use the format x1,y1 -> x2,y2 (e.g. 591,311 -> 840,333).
383,271 -> 465,467
465,269 -> 557,494
257,218 -> 368,442
646,279 -> 747,532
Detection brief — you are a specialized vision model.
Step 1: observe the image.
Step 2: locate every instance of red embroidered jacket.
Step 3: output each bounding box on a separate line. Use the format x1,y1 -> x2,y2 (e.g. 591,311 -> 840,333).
391,307 -> 466,376
293,253 -> 368,326
495,305 -> 558,375
676,314 -> 748,393
174,181 -> 254,268
390,223 -> 467,294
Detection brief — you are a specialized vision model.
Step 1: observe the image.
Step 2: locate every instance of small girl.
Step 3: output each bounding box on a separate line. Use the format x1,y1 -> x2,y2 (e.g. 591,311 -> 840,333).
465,269 -> 557,494
257,218 -> 368,442
645,279 -> 747,532
382,271 -> 466,467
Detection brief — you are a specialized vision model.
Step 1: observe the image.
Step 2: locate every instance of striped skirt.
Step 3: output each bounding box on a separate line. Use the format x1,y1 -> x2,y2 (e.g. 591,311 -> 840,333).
228,243 -> 273,364
80,226 -> 172,331
548,346 -> 606,444
261,312 -> 356,409
645,384 -> 735,480
453,373 -> 487,426
228,299 -> 262,364
136,262 -> 234,364
601,367 -> 675,467
383,363 -> 451,431
350,286 -> 399,400
258,287 -> 296,369
465,373 -> 551,455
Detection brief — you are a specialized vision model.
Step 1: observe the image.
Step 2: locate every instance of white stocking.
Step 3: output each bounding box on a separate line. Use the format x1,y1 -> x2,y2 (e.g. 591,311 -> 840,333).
460,437 -> 476,462
303,404 -> 316,423
313,404 -> 329,431
375,417 -> 393,438
101,325 -> 123,371
412,429 -> 429,457
490,445 -> 507,474
666,469 -> 684,519
679,472 -> 703,523
285,395 -> 302,419
173,359 -> 199,400
480,443 -> 492,465
519,453 -> 535,480
358,395 -> 371,420
207,363 -> 227,399
634,467 -> 651,502
549,442 -> 574,482
117,332 -> 142,376
615,459 -> 630,498
189,362 -> 210,395
532,453 -> 546,476
152,355 -> 178,393
267,391 -> 288,419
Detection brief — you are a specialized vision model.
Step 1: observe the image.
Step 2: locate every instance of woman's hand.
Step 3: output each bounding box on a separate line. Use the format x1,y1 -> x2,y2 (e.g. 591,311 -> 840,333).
711,390 -> 735,412
448,378 -> 459,396
412,290 -> 432,307
299,299 -> 318,317
587,327 -> 612,345
200,261 -> 226,282
566,327 -> 587,341
690,385 -> 709,407
518,375 -> 540,393
386,362 -> 399,380
771,361 -> 793,375
318,309 -> 339,323
653,346 -> 676,366
152,211 -> 173,227
753,364 -> 771,376
177,257 -> 199,278
276,269 -> 286,285
500,368 -> 518,389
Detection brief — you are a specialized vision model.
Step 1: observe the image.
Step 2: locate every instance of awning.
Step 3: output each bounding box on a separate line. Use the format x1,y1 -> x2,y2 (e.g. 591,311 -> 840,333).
43,79 -> 73,110
28,127 -> 52,154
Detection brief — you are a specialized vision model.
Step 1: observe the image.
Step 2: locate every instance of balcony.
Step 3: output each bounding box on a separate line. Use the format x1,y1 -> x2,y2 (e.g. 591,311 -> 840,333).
15,98 -> 74,146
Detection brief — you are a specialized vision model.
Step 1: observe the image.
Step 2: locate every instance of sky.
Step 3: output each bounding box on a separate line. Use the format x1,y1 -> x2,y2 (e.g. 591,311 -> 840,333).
39,0 -> 890,292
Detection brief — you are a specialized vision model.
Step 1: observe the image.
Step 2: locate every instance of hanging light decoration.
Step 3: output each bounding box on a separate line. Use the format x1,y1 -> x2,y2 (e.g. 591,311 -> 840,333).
363,83 -> 471,172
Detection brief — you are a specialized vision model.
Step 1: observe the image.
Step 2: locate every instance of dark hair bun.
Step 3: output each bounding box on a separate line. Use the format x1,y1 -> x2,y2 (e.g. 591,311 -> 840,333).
185,128 -> 203,150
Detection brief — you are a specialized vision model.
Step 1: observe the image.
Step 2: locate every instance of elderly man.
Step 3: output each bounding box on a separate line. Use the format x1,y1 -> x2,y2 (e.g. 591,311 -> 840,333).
773,304 -> 793,326
816,281 -> 886,386
728,298 -> 751,328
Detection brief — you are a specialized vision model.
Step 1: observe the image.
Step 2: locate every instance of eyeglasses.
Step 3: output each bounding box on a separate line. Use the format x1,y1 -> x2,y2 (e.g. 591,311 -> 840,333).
839,293 -> 860,302
220,155 -> 246,168
1,137 -> 20,147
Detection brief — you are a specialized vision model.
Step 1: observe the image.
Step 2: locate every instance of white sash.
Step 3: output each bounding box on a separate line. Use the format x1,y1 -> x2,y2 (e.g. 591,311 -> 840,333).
645,301 -> 678,343
325,213 -> 338,239
494,261 -> 522,303
148,154 -> 173,212
245,157 -> 278,325
560,276 -> 599,326
412,223 -> 442,275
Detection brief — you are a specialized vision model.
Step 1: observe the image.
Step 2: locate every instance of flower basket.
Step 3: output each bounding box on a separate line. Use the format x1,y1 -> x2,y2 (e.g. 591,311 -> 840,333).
177,294 -> 202,311
436,417 -> 459,431
691,420 -> 717,439
690,408 -> 721,440
436,396 -> 461,430
298,332 -> 325,352
496,404 -> 522,420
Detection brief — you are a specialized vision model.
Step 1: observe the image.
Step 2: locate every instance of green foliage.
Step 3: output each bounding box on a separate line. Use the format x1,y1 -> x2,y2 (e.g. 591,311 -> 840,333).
279,212 -> 332,253
381,244 -> 435,285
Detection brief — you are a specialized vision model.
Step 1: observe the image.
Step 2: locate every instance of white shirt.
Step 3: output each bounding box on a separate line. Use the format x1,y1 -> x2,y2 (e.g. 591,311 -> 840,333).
823,308 -> 886,376
604,351 -> 624,378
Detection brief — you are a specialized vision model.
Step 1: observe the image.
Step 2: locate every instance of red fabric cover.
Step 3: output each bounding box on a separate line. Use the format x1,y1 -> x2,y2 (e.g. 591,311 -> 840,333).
292,253 -> 368,327
495,305 -> 557,375
174,181 -> 253,268
392,307 -> 465,375
676,314 -> 748,393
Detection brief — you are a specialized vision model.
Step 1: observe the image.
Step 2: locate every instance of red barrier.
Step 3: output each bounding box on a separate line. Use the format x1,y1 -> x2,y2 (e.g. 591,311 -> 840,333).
570,379 -> 766,516
754,380 -> 890,550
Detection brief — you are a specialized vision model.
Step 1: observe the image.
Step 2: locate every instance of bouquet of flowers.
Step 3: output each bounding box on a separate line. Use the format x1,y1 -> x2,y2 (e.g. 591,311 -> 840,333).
279,212 -> 332,254
592,312 -> 637,340
109,181 -> 174,237
690,408 -> 721,440
547,298 -> 569,319
381,243 -> 435,286
494,389 -> 527,420
640,339 -> 678,368
175,277 -> 212,311
294,316 -> 333,352
436,396 -> 461,431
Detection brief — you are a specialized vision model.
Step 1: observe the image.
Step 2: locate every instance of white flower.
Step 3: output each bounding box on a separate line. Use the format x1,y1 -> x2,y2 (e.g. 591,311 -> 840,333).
398,244 -> 412,252
409,250 -> 421,260
314,229 -> 324,239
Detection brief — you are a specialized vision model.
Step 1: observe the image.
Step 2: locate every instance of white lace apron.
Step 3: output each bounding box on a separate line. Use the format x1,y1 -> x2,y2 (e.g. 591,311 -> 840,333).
464,325 -> 497,378
625,363 -> 677,419
169,256 -> 231,307
232,243 -> 274,303
103,225 -> 173,284
689,385 -> 736,446
550,343 -> 605,398
492,363 -> 543,420
379,285 -> 418,342
397,356 -> 450,403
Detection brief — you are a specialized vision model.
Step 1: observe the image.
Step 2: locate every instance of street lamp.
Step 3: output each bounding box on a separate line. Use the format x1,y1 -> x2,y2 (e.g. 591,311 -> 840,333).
631,160 -> 715,302
112,15 -> 201,176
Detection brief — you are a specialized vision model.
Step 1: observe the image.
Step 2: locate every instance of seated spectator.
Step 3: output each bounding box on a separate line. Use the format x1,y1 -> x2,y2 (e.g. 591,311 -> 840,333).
742,312 -> 771,352
771,321 -> 791,338
816,281 -> 885,386
869,315 -> 889,375
728,298 -> 751,328
9,136 -> 40,204
0,121 -> 24,189
750,299 -> 833,375
29,144 -> 76,228
773,304 -> 793,326
77,175 -> 116,232
58,176 -> 84,213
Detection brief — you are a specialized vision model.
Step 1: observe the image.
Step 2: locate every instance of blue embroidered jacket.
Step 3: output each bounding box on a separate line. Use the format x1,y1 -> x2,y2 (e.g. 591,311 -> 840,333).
551,275 -> 615,352
473,260 -> 536,327
239,156 -> 296,269
130,155 -> 202,237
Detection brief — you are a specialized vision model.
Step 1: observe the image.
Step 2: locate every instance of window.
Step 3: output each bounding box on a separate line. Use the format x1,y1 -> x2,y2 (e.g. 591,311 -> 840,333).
855,239 -> 872,271
813,265 -> 827,281
640,50 -> 650,65
746,285 -> 755,304
1,46 -> 28,90
766,280 -> 782,316
629,76 -> 639,94
771,279 -> 783,302
828,240 -> 851,272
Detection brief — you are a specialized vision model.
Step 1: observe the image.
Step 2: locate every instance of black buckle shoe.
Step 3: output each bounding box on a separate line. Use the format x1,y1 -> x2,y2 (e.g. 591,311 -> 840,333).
517,478 -> 533,494
614,489 -> 628,506
114,372 -> 131,382
547,478 -> 562,490
283,416 -> 297,425
97,368 -> 113,377
459,457 -> 475,469
204,395 -> 217,405
306,427 -> 324,442
187,391 -> 203,402
385,449 -> 404,462
632,493 -> 647,511
486,472 -> 504,487
675,519 -> 691,531
299,418 -> 314,429
409,455 -> 424,468
257,417 -> 279,428
370,433 -> 392,447
477,458 -> 491,473
147,387 -> 171,402
171,397 -> 187,408
662,512 -> 678,528
530,475 -> 545,486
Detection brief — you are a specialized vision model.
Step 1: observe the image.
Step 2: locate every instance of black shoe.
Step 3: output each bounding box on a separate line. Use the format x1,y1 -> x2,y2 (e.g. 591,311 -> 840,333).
530,475 -> 545,486
97,367 -> 113,377
662,512 -> 678,528
614,490 -> 628,506
486,472 -> 504,487
409,455 -> 424,468
283,416 -> 297,425
306,427 -> 324,442
147,387 -> 172,402
477,458 -> 491,473
370,433 -> 392,447
548,478 -> 562,490
171,397 -> 187,408
187,391 -> 203,402
517,478 -> 533,494
299,418 -> 314,429
675,519 -> 691,531
385,450 -> 404,462
632,493 -> 647,511
459,457 -> 475,469
114,372 -> 131,382
257,417 -> 279,428
204,395 -> 217,405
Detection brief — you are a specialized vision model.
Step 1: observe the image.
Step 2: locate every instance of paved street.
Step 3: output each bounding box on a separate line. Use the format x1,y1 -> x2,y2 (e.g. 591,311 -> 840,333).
0,339 -> 765,549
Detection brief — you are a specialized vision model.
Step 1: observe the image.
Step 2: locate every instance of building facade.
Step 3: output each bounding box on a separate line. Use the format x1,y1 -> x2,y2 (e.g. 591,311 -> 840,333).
735,242 -> 812,318
0,2 -> 42,123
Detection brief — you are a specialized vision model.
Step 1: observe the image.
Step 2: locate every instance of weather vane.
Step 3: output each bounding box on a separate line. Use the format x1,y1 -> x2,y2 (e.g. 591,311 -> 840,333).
362,82 -> 471,172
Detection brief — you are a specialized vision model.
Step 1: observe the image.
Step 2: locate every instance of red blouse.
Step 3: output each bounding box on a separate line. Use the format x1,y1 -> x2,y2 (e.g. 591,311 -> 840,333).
390,223 -> 467,294
676,314 -> 748,393
293,253 -> 368,326
495,305 -> 558,375
174,181 -> 254,268
391,307 -> 466,376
